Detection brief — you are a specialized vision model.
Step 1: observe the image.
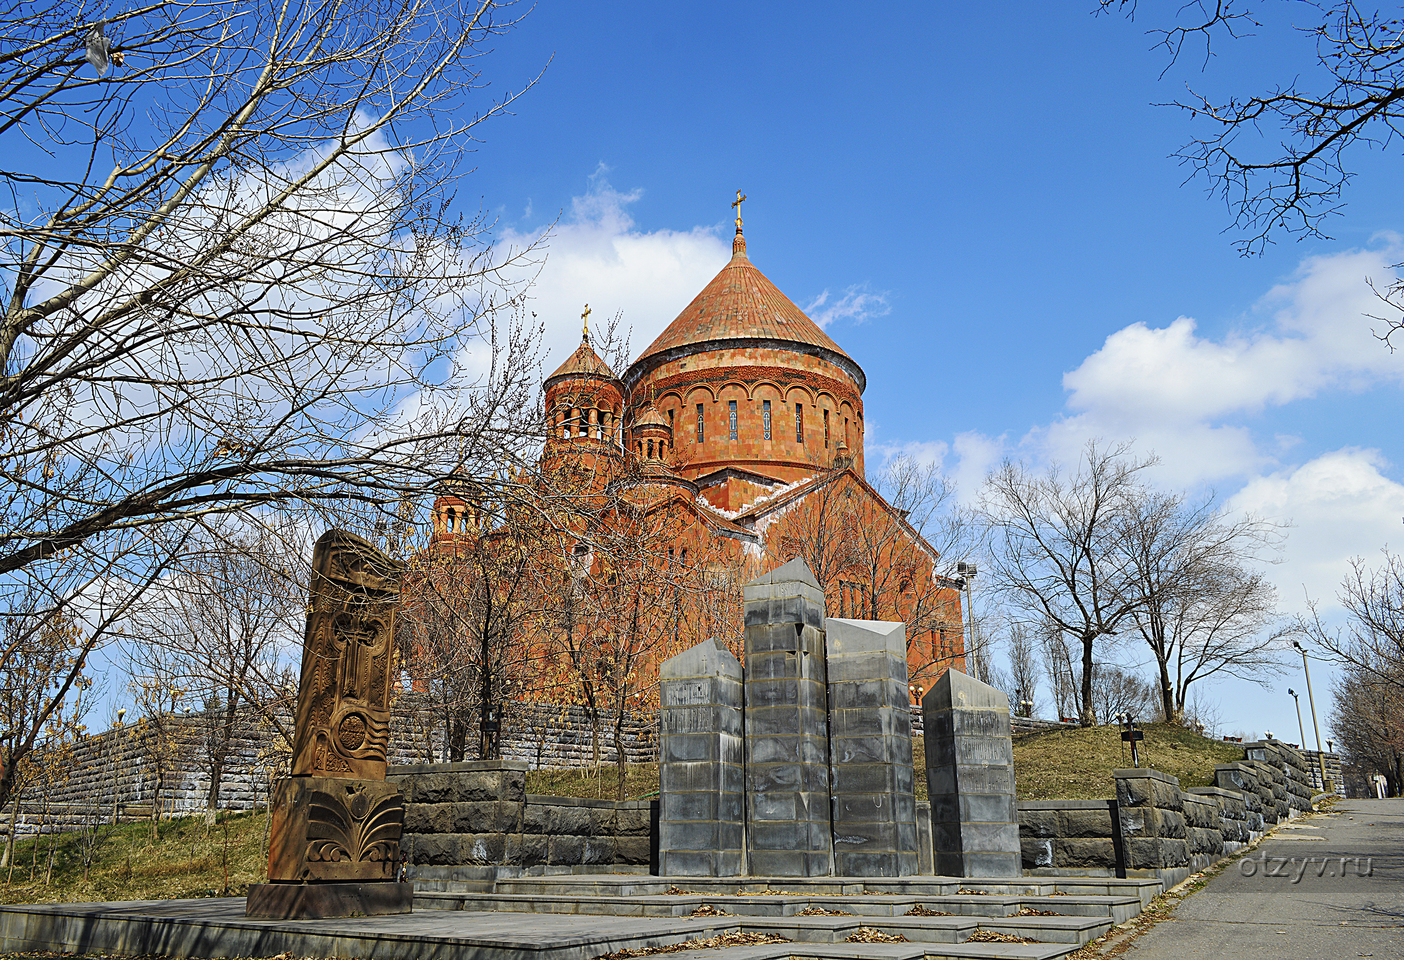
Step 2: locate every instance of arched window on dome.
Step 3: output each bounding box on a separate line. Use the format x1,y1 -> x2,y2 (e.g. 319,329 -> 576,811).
824,409 -> 830,449
696,403 -> 704,443
667,409 -> 675,449
446,507 -> 457,534
647,439 -> 654,459
795,404 -> 804,444
728,400 -> 738,441
763,399 -> 772,440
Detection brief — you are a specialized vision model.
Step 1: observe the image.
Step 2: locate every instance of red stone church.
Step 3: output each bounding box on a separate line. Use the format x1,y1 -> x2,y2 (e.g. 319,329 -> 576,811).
432,217 -> 965,695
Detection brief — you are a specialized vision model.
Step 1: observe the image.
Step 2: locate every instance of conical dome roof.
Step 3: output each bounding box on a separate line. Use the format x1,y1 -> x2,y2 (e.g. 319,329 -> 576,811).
546,337 -> 615,386
624,234 -> 865,391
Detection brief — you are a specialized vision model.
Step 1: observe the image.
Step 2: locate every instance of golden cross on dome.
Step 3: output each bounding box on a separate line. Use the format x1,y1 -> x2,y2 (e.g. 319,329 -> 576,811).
732,190 -> 747,233
581,304 -> 591,341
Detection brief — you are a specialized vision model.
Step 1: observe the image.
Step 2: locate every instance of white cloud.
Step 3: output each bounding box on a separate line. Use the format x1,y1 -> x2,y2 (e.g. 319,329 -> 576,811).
1039,244 -> 1404,483
495,168 -> 730,381
1229,448 -> 1404,615
804,284 -> 891,329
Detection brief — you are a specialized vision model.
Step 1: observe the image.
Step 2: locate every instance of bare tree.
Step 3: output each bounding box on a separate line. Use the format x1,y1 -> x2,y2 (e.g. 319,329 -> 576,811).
0,0 -> 545,809
1329,657 -> 1404,796
1089,663 -> 1157,726
764,456 -> 972,688
400,485 -> 546,763
127,519 -> 303,814
1103,1 -> 1404,256
1005,621 -> 1041,718
1041,622 -> 1080,722
982,441 -> 1156,725
1297,549 -> 1404,693
1123,490 -> 1286,723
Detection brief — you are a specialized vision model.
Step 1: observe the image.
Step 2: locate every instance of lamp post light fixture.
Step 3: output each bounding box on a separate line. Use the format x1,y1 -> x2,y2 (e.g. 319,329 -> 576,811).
1288,688 -> 1309,770
1019,699 -> 1034,719
956,561 -> 978,681
1292,640 -> 1331,794
909,683 -> 924,704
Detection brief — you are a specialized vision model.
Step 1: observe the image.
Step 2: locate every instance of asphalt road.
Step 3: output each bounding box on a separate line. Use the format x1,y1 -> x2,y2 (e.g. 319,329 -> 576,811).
1124,798 -> 1403,959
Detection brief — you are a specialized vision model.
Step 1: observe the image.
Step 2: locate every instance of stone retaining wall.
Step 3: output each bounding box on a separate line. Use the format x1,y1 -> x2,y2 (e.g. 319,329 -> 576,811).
1019,739 -> 1320,886
390,761 -> 658,878
6,698 -> 660,837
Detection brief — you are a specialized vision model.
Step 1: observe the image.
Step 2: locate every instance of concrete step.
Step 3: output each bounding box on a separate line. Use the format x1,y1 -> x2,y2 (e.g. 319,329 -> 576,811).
415,890 -> 1142,924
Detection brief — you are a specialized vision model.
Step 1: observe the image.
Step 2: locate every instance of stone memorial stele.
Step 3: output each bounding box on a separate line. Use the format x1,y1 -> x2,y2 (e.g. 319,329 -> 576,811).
825,617 -> 920,877
743,558 -> 834,877
658,638 -> 745,876
922,669 -> 1021,878
246,529 -> 413,919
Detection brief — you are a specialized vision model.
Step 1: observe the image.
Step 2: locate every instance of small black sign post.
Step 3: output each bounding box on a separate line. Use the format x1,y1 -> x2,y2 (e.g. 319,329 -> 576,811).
1118,714 -> 1143,767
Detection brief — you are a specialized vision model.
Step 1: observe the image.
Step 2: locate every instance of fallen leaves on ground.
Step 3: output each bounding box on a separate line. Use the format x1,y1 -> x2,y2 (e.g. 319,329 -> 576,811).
690,904 -> 727,917
594,932 -> 790,960
904,905 -> 952,916
1015,907 -> 1063,916
965,930 -> 1040,944
798,906 -> 853,916
664,886 -> 695,896
844,927 -> 908,943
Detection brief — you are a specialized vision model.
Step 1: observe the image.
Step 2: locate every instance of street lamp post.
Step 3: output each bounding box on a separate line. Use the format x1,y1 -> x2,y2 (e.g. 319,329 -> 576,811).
1019,699 -> 1034,719
110,708 -> 125,825
957,561 -> 978,681
1287,689 -> 1313,788
1292,640 -> 1331,794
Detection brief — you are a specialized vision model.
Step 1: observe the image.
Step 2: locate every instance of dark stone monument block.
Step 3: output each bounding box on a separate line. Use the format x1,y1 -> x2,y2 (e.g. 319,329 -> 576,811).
658,638 -> 745,877
825,617 -> 919,877
923,669 -> 1021,878
744,558 -> 833,877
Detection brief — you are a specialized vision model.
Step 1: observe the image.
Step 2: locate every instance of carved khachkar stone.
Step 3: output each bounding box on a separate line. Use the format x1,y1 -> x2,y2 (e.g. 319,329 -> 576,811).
743,558 -> 834,877
658,638 -> 745,877
247,529 -> 412,919
825,617 -> 920,877
923,669 -> 1021,878
291,530 -> 401,780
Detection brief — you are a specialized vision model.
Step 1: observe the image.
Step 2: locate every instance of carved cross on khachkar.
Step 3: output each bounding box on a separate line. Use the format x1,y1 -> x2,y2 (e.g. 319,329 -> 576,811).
246,529 -> 413,919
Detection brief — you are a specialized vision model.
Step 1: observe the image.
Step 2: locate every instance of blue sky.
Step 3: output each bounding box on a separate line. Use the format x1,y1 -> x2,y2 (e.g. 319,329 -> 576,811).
465,2 -> 1404,743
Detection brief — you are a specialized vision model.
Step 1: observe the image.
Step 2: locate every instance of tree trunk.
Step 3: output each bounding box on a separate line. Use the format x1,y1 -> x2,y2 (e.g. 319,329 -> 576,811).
1079,634 -> 1096,726
1158,660 -> 1175,724
613,708 -> 628,801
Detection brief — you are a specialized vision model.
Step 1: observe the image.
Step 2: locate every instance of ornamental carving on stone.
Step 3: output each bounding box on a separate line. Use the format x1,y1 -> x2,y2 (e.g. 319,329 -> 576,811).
291,530 -> 404,781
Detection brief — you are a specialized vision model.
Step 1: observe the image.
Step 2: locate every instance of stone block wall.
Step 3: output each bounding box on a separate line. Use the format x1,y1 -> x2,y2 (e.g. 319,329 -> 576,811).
1019,739 -> 1322,885
391,761 -> 656,876
1115,769 -> 1189,881
8,695 -> 662,838
1018,800 -> 1121,873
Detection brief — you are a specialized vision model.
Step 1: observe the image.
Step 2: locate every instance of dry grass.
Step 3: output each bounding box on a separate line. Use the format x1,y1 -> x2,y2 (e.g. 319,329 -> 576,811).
525,724 -> 1241,805
525,763 -> 659,800
1007,723 -> 1245,801
0,810 -> 270,905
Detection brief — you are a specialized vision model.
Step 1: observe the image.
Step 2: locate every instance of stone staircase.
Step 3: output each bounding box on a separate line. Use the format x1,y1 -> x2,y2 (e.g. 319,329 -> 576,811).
411,873 -> 1164,959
